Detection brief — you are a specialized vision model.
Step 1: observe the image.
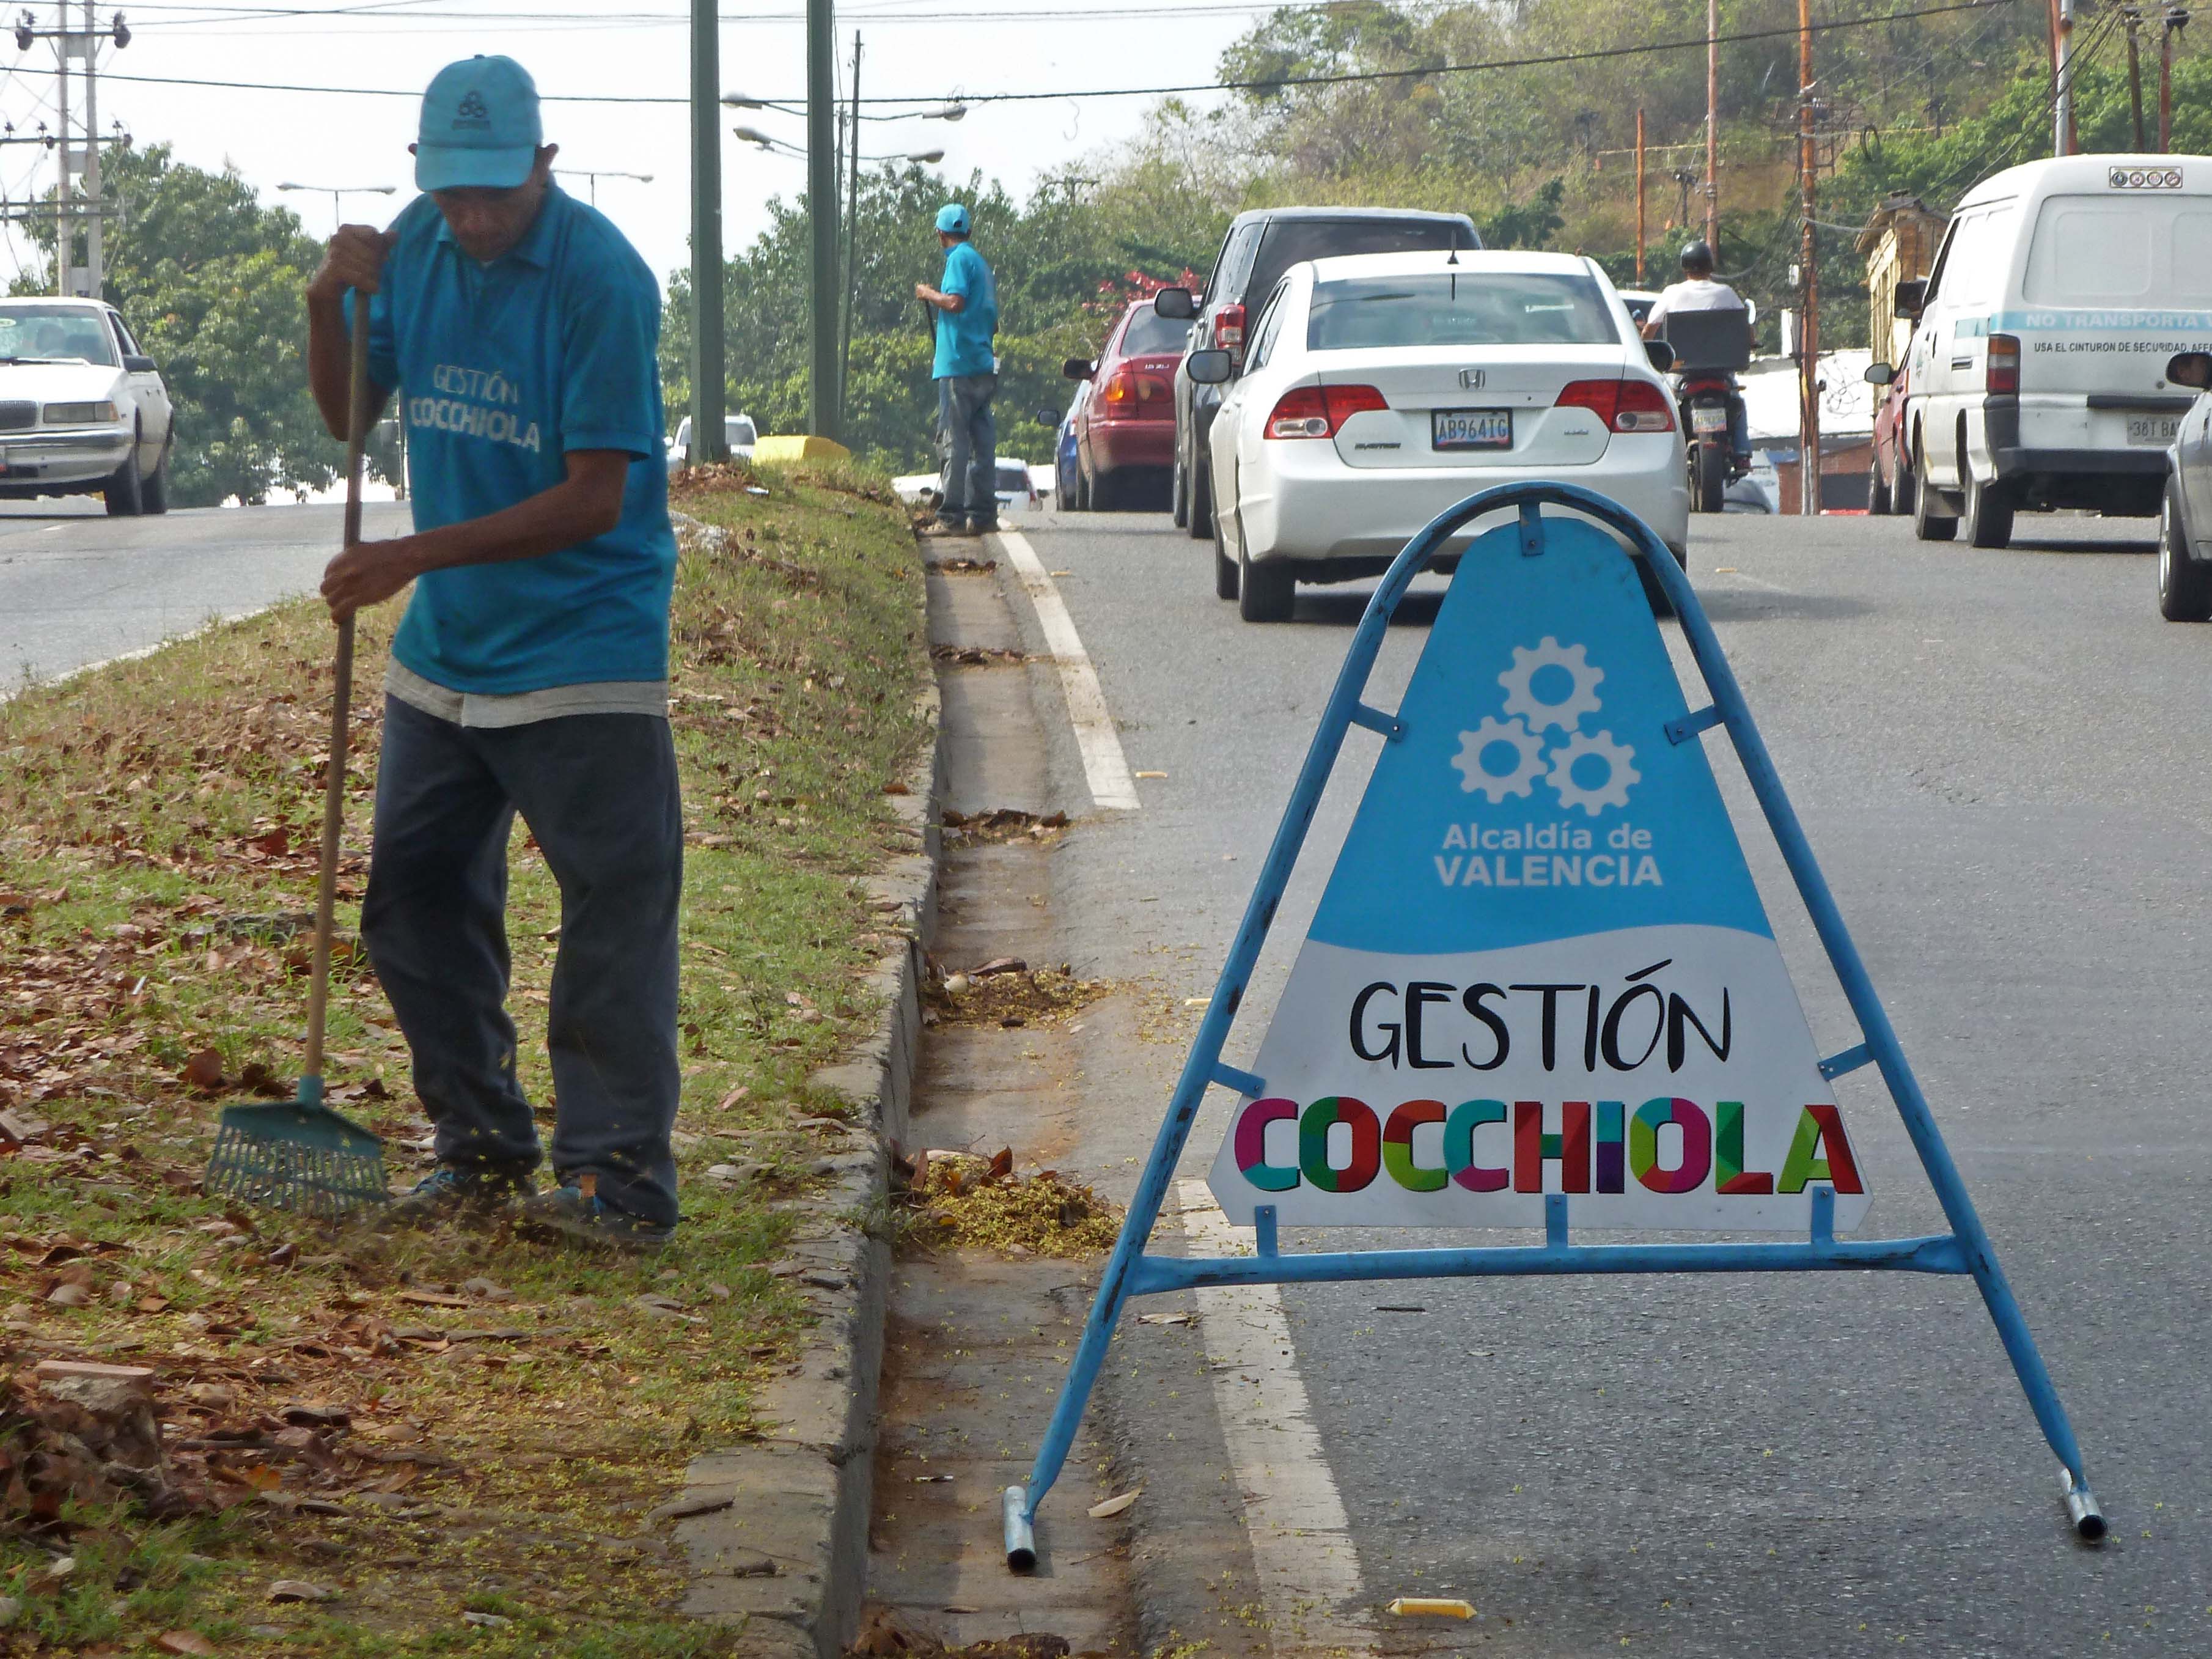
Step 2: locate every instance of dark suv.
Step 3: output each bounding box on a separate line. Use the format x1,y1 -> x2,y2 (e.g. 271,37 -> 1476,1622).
1156,207 -> 1482,537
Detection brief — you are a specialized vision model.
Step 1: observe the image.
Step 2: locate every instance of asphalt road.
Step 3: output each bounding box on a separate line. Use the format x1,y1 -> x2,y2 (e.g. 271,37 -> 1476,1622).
0,498 -> 414,692
996,499 -> 2208,1655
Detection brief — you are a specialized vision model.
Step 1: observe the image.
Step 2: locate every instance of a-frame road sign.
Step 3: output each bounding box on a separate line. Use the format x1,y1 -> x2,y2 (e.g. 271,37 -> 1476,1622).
1001,484 -> 2102,1571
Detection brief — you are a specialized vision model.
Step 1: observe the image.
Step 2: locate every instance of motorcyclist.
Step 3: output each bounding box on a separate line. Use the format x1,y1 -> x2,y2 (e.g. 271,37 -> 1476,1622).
1642,241 -> 1754,473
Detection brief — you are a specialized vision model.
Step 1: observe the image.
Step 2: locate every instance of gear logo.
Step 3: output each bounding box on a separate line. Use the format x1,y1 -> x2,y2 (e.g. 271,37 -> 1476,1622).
1450,716 -> 1548,803
1547,730 -> 1641,816
1450,637 -> 1639,815
1499,636 -> 1602,733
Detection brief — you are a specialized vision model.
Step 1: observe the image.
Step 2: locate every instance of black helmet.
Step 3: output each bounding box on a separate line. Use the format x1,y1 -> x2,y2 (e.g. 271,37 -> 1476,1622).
1680,240 -> 1716,274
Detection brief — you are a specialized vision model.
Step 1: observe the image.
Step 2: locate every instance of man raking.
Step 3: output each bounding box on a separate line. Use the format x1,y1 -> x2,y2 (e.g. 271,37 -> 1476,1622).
305,53 -> 682,1250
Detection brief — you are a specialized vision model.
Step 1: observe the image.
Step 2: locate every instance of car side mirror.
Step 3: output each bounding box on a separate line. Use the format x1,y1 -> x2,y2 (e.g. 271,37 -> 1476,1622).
1864,361 -> 1895,386
1153,287 -> 1197,321
1035,406 -> 1062,425
2167,351 -> 2212,390
1892,279 -> 1927,320
123,354 -> 155,373
1644,339 -> 1675,373
1185,348 -> 1232,386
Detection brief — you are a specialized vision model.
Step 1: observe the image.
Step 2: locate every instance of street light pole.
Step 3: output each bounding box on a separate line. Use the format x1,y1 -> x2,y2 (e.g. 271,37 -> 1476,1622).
691,0 -> 726,463
840,30 -> 860,438
1798,0 -> 1820,518
553,168 -> 653,208
276,182 -> 397,238
807,0 -> 837,441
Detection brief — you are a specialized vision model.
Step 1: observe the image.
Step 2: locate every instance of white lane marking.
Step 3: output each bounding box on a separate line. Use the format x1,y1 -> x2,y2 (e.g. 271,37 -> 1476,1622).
993,529 -> 1141,812
1177,1179 -> 1376,1656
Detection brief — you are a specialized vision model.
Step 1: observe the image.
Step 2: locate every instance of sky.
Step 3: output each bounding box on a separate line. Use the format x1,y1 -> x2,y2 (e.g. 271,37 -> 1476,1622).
0,0 -> 1274,292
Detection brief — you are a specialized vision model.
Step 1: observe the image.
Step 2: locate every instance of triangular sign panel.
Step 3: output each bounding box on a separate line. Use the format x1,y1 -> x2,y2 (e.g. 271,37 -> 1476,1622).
1208,520 -> 1872,1232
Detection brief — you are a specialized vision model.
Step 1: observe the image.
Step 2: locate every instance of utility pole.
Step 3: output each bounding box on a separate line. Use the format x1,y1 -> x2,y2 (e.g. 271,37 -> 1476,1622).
1704,0 -> 1719,248
1634,108 -> 1647,285
1798,0 -> 1819,517
839,29 -> 860,436
19,4 -> 125,296
2125,4 -> 2148,147
2161,4 -> 2188,150
806,0 -> 837,441
53,7 -> 67,295
2054,0 -> 2075,156
690,0 -> 726,463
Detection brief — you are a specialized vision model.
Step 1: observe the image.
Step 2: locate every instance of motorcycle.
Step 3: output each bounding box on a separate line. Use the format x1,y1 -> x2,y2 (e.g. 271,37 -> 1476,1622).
1675,372 -> 1741,514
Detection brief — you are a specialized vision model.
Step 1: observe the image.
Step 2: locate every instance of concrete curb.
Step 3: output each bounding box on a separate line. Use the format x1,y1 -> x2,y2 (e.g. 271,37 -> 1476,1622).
670,510 -> 942,1659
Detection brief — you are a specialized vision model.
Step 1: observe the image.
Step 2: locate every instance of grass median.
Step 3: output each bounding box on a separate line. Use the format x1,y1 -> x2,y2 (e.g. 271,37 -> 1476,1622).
0,464 -> 927,1654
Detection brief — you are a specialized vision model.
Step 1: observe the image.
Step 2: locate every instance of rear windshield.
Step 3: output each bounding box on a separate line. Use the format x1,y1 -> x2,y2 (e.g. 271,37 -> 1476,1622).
1307,271 -> 1623,351
2023,193 -> 2212,305
1249,219 -> 1471,304
1120,308 -> 1193,356
0,305 -> 116,366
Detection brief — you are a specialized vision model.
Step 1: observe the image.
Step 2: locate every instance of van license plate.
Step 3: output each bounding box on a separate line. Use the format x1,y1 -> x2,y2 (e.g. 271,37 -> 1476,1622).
2128,414 -> 2183,446
1433,408 -> 1512,450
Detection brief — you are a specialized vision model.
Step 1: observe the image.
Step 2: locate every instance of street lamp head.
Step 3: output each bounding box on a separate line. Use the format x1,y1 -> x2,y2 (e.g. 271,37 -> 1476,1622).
911,150 -> 946,164
930,103 -> 968,122
721,92 -> 765,109
732,126 -> 774,148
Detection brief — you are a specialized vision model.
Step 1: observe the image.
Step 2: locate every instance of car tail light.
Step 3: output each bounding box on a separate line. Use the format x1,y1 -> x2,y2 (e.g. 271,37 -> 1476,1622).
1265,383 -> 1388,440
1214,303 -> 1247,349
1987,333 -> 2020,395
1556,378 -> 1677,433
1101,366 -> 1137,406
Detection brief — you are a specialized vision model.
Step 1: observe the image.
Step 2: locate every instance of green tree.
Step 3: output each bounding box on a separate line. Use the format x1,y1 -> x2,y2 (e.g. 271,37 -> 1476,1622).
21,143 -> 343,506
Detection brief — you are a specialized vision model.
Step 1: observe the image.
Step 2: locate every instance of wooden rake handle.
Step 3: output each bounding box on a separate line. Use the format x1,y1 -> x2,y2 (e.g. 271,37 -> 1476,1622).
304,302 -> 375,1083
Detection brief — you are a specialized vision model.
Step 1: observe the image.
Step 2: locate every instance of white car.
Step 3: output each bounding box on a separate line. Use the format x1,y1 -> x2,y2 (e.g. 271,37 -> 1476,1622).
666,411 -> 758,474
0,298 -> 175,515
890,458 -> 1040,515
1194,250 -> 1690,622
1900,152 -> 2212,548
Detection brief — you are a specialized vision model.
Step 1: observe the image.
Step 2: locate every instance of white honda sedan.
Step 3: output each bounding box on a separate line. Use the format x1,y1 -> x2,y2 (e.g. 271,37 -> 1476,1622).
1196,250 -> 1689,621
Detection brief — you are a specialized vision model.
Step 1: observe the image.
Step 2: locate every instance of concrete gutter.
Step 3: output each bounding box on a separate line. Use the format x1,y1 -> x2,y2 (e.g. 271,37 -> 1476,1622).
666,511 -> 942,1659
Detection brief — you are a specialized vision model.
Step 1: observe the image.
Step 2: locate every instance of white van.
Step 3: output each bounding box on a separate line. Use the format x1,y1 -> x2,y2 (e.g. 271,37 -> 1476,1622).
1900,153 -> 2212,546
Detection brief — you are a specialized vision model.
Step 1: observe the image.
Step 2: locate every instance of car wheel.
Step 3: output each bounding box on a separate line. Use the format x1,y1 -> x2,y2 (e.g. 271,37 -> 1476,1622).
1093,466 -> 1120,513
1634,546 -> 1685,619
1892,453 -> 1917,517
1213,509 -> 1239,601
1963,469 -> 2015,549
1188,453 -> 1214,539
1171,452 -> 1189,528
1868,447 -> 1892,516
2159,482 -> 2212,620
104,444 -> 143,517
140,438 -> 171,515
1237,528 -> 1295,622
1911,444 -> 1956,542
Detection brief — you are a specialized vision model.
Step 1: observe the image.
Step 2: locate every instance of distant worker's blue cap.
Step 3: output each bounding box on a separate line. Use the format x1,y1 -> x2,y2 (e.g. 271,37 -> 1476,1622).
416,56 -> 543,192
935,202 -> 971,235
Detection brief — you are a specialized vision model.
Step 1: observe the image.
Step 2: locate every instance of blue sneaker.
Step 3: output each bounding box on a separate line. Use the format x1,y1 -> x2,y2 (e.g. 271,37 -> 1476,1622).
513,1181 -> 675,1253
378,1163 -> 535,1230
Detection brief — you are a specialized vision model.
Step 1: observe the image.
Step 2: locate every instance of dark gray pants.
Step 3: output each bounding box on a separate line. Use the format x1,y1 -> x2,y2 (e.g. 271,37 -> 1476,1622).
935,371 -> 998,528
362,696 -> 683,1226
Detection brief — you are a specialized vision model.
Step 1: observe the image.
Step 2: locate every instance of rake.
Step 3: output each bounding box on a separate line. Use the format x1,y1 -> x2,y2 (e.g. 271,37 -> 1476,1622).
205,291 -> 389,1219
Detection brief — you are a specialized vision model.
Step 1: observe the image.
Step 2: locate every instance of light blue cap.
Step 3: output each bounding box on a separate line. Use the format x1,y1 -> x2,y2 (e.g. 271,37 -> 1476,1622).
416,56 -> 542,191
935,202 -> 971,235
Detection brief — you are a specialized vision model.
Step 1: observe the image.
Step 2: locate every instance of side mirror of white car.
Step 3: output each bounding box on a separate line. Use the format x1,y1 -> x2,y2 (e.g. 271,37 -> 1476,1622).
1186,348 -> 1233,386
1864,362 -> 1895,386
2167,351 -> 2212,391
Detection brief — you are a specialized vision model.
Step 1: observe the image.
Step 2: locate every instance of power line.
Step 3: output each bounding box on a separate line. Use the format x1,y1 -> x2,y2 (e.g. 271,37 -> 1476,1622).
0,0 -> 2019,107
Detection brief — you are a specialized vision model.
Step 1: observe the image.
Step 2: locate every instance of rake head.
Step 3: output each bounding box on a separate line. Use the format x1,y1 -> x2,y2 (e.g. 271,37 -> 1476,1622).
205,1092 -> 389,1221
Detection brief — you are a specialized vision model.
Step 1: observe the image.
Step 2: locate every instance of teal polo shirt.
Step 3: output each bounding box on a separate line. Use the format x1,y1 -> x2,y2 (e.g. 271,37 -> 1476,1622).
932,240 -> 998,379
360,186 -> 677,695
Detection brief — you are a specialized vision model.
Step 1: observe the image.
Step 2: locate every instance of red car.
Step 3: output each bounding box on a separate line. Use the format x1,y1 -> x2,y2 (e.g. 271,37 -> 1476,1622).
1061,300 -> 1191,511
1866,358 -> 1914,516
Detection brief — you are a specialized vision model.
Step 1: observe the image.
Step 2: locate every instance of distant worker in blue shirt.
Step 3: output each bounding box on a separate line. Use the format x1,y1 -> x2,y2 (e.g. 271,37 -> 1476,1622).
915,202 -> 1000,535
303,53 -> 682,1251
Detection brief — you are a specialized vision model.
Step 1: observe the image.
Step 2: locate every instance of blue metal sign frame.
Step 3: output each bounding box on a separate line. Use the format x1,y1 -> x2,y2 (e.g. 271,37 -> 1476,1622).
999,483 -> 2102,1571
